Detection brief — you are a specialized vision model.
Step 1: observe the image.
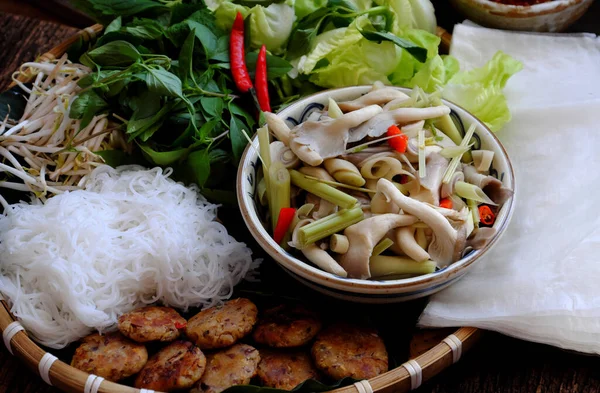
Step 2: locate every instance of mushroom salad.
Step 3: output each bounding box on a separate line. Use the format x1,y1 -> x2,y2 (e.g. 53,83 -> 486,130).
256,83 -> 513,280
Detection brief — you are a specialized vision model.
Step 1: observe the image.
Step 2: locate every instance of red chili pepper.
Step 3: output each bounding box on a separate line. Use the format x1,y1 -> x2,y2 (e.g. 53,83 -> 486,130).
229,12 -> 253,93
386,125 -> 408,153
273,207 -> 296,244
175,322 -> 186,329
255,45 -> 271,112
478,205 -> 496,225
439,198 -> 453,209
399,175 -> 409,184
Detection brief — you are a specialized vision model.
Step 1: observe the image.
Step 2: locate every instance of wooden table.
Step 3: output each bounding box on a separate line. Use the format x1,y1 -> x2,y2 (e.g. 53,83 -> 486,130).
1,3 -> 600,393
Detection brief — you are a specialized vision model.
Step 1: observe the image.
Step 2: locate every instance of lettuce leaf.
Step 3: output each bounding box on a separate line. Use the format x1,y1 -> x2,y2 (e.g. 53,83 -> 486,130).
442,51 -> 523,131
249,3 -> 296,54
372,0 -> 436,34
214,2 -> 250,31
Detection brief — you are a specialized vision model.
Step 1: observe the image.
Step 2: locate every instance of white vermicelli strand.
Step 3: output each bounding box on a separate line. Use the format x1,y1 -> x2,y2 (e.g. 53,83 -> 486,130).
0,165 -> 259,349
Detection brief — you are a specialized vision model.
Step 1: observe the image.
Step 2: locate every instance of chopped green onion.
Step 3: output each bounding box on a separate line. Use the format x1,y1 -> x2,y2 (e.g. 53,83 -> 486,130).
370,255 -> 436,278
290,170 -> 358,209
297,207 -> 364,248
328,98 -> 343,119
442,123 -> 476,184
418,128 -> 426,178
372,238 -> 394,257
455,181 -> 497,205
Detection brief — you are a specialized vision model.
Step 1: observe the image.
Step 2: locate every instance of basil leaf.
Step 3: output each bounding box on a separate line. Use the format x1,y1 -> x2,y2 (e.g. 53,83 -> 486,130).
229,102 -> 256,130
211,36 -> 230,63
245,51 -> 293,80
71,0 -> 168,22
125,19 -> 164,40
187,20 -> 217,57
229,115 -> 249,164
358,29 -> 427,63
170,2 -> 207,25
104,16 -> 122,34
186,149 -> 210,187
69,90 -> 108,130
144,67 -> 183,97
178,29 -> 196,87
88,40 -> 141,66
200,97 -> 224,118
139,144 -> 189,166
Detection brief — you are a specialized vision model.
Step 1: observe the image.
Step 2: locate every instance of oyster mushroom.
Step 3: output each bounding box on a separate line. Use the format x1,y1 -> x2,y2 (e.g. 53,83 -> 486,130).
292,219 -> 348,277
395,226 -> 430,262
298,166 -> 336,182
306,193 -> 337,219
463,164 -> 514,205
440,170 -> 464,199
467,227 -> 497,249
410,152 -> 449,206
338,213 -> 418,279
338,88 -> 409,112
290,105 -> 383,166
377,178 -> 467,267
265,112 -> 292,146
347,105 -> 451,143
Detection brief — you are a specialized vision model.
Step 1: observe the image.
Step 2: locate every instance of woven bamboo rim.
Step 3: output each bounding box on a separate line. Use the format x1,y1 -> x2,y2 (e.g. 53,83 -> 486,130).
0,23 -> 480,393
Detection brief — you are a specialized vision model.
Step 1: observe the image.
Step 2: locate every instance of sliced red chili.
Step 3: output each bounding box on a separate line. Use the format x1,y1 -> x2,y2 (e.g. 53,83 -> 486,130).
478,205 -> 496,225
229,12 -> 253,93
439,198 -> 453,209
175,322 -> 186,329
386,125 -> 408,153
255,45 -> 271,112
273,207 -> 296,244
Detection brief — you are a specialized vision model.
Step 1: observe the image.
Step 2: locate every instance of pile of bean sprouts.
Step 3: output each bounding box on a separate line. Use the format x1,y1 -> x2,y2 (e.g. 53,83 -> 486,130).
0,54 -> 129,208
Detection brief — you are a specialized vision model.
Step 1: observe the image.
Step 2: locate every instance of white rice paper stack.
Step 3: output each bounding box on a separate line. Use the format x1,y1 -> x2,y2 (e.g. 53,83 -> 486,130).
418,22 -> 600,354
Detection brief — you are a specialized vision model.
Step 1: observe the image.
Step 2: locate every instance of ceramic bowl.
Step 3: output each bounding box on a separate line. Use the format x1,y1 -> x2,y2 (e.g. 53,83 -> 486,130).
237,86 -> 516,303
448,0 -> 594,32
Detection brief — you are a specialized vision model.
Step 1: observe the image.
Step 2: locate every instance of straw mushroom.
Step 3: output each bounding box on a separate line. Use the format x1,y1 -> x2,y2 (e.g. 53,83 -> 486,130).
337,88 -> 409,112
338,213 -> 418,279
348,106 -> 451,143
377,178 -> 467,267
463,164 -> 514,205
289,105 -> 383,166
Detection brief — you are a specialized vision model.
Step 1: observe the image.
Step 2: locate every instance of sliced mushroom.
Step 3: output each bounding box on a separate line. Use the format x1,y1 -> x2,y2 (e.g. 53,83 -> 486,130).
463,164 -> 514,205
410,152 -> 449,206
324,158 -> 365,187
290,105 -> 383,166
298,166 -> 335,182
338,213 -> 418,278
405,138 -> 442,163
270,141 -> 300,169
338,88 -> 409,112
306,193 -> 337,219
395,226 -> 431,262
400,120 -> 425,139
291,218 -> 348,277
265,112 -> 291,146
347,105 -> 451,143
342,148 -> 394,167
371,191 -> 400,214
377,178 -> 467,267
467,227 -> 497,250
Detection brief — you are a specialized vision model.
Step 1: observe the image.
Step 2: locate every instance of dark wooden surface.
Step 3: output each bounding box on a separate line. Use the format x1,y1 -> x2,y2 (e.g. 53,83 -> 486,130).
1,2 -> 600,393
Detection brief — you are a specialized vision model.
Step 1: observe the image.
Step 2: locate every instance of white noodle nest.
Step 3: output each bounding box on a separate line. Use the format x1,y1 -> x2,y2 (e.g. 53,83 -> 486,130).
0,165 -> 259,349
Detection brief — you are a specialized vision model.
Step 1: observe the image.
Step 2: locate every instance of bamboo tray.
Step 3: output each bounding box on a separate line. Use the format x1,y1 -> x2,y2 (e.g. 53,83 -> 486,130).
0,24 -> 479,393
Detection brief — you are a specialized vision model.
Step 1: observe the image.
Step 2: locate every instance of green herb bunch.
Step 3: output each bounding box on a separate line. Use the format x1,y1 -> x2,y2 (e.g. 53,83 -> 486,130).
70,0 -> 276,202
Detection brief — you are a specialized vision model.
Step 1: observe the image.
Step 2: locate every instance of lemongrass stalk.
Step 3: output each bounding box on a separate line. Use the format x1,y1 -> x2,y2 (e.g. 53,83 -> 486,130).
466,208 -> 475,237
297,207 -> 363,248
442,123 -> 476,184
269,161 -> 291,230
372,238 -> 394,257
418,128 -> 426,178
328,98 -> 343,119
290,170 -> 358,209
257,177 -> 268,206
455,181 -> 496,205
304,175 -> 377,194
468,199 -> 480,231
434,114 -> 464,147
416,228 -> 428,250
370,255 -> 436,278
440,144 -> 473,159
330,234 -> 349,254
